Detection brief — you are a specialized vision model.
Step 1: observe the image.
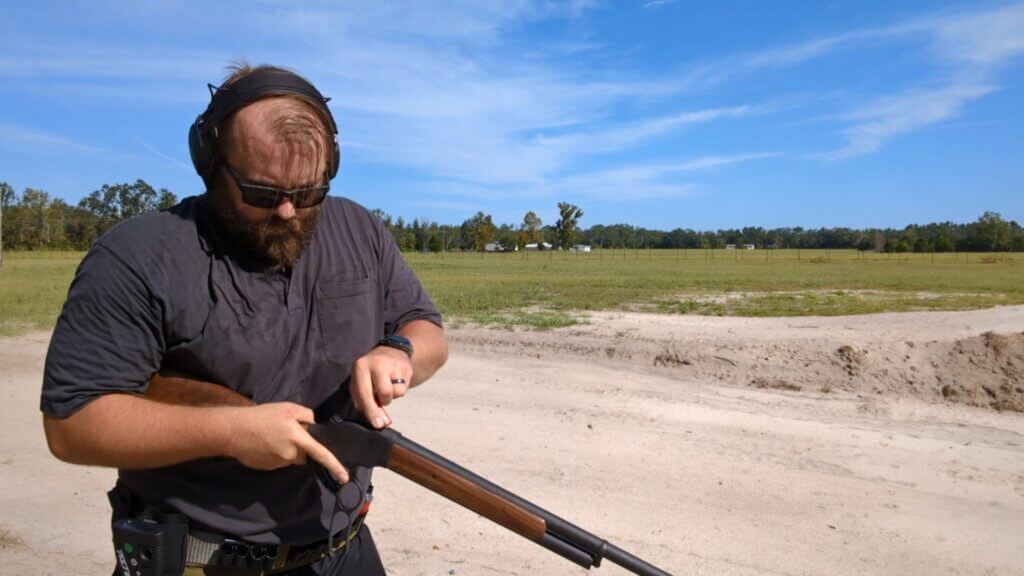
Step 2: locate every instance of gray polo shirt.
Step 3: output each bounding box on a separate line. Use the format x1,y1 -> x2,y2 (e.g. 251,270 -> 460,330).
41,194 -> 441,545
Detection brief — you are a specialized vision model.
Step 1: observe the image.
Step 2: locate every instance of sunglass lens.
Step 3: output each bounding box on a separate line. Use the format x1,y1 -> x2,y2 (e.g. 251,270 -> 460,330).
241,188 -> 281,209
294,187 -> 329,208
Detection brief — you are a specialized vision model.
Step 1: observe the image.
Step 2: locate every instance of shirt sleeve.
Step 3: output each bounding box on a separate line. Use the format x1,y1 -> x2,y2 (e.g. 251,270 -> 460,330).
41,243 -> 165,418
374,217 -> 443,335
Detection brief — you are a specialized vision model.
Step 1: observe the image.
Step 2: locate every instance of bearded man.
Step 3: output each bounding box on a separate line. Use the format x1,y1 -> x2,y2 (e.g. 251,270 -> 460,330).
41,64 -> 447,575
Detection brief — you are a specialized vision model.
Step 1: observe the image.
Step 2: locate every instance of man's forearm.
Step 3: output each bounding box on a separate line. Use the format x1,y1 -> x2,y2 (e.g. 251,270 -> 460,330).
399,319 -> 448,386
43,393 -> 238,469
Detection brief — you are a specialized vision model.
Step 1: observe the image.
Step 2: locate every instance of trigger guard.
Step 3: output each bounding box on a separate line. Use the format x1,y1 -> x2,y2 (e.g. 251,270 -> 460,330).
315,462 -> 343,493
315,463 -> 368,513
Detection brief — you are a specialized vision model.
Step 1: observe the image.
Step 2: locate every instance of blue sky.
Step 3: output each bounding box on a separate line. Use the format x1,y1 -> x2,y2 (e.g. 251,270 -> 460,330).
2,1 -> 1022,230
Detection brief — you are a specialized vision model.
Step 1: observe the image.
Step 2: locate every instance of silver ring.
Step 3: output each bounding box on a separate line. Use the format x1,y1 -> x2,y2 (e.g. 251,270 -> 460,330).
391,378 -> 406,385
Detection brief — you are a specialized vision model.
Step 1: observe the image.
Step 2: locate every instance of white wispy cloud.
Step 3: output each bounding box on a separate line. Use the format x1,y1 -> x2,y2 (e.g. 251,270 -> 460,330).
0,38 -> 222,81
230,2 -> 783,201
660,3 -> 1024,160
7,0 -> 1020,205
0,122 -> 103,154
383,152 -> 778,206
807,4 -> 1024,159
823,82 -> 996,160
533,105 -> 764,156
925,3 -> 1024,66
0,1 -> 781,203
552,153 -> 779,200
308,0 -> 1024,176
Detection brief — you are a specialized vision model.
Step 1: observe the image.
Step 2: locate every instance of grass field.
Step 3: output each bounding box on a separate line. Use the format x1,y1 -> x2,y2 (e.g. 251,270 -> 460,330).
0,252 -> 82,336
409,248 -> 1024,328
1,249 -> 1022,335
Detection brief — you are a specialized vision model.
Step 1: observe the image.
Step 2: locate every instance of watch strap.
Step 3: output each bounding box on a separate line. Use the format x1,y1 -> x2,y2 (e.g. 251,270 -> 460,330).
376,334 -> 413,357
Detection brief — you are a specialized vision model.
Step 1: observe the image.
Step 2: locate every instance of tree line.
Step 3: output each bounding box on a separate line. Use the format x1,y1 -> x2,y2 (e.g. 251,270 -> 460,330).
1,180 -> 177,251
377,207 -> 1023,253
2,180 -> 1021,253
580,211 -> 1024,253
375,202 -> 587,253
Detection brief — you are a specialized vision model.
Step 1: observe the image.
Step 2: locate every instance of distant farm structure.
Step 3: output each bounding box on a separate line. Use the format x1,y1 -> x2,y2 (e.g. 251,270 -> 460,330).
484,242 -> 517,253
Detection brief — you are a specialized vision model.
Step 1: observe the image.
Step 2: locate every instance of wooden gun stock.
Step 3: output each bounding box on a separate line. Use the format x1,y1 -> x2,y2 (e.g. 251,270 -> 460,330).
144,373 -> 672,575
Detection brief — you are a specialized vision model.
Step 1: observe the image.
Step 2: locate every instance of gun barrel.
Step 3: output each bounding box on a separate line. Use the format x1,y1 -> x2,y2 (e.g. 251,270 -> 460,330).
388,434 -> 673,576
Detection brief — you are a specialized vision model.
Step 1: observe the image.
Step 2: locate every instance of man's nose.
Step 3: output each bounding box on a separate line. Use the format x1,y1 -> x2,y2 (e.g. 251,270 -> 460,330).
274,199 -> 296,220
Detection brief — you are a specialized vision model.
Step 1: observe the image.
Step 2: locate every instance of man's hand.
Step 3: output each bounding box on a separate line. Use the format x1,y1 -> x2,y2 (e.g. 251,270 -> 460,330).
350,345 -> 413,429
223,402 -> 349,484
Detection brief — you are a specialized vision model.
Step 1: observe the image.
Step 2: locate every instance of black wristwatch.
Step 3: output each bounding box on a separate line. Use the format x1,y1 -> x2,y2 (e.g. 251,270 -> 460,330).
376,334 -> 414,358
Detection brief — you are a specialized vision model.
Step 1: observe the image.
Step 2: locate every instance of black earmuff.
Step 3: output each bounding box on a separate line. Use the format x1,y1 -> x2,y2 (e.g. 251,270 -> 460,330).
188,69 -> 341,183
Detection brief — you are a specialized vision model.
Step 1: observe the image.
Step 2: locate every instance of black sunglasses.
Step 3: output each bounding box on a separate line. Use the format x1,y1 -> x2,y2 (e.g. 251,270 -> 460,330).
221,159 -> 330,209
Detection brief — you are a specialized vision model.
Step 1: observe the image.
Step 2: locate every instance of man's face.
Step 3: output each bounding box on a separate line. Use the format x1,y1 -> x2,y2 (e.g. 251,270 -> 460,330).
209,97 -> 328,270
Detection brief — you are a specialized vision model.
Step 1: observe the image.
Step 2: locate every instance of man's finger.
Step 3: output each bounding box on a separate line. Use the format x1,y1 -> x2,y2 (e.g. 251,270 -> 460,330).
294,427 -> 349,484
349,361 -> 372,415
351,362 -> 387,429
289,404 -> 316,425
391,374 -> 408,398
372,365 -> 394,407
390,363 -> 412,397
391,382 -> 408,399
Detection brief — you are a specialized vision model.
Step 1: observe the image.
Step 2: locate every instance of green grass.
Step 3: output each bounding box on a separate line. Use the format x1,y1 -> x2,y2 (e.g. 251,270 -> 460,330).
0,252 -> 82,336
406,249 -> 1024,325
649,290 -> 1014,317
2,249 -> 1022,335
460,310 -> 583,331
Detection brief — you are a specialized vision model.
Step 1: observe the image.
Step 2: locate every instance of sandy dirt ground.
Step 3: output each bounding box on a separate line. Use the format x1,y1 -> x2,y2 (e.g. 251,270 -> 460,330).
2,307 -> 1023,575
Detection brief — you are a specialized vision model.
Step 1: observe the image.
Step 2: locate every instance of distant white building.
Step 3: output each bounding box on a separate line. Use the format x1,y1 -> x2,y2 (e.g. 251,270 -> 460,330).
569,244 -> 591,252
525,242 -> 553,251
484,242 -> 517,252
725,244 -> 737,250
744,244 -> 755,250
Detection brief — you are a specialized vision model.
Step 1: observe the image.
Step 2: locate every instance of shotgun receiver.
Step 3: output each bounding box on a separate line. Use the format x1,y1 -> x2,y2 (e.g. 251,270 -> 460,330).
146,374 -> 673,576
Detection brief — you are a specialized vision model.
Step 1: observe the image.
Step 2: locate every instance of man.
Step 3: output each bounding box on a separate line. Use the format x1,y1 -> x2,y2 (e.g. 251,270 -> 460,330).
40,64 -> 447,575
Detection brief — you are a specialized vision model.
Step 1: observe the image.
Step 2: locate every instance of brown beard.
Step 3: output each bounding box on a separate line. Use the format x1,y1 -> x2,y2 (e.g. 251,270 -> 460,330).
207,191 -> 321,271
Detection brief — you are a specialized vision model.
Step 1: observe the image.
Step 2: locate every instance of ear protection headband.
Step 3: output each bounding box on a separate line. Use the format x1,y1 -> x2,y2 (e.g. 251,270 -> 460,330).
188,69 -> 340,182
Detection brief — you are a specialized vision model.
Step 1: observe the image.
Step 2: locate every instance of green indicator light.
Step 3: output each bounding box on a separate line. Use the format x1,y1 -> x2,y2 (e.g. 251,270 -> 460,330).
123,543 -> 134,554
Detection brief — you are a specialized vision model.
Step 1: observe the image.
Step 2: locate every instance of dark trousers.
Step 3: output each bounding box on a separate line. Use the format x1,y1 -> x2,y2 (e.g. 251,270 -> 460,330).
110,524 -> 386,576
283,524 -> 386,576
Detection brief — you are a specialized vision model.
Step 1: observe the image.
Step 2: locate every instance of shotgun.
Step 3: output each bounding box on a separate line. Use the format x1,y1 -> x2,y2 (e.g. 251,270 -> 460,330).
146,374 -> 674,576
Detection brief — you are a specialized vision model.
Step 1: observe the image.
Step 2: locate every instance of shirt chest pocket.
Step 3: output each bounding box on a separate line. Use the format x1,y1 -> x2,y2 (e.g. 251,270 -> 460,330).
316,277 -> 381,366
